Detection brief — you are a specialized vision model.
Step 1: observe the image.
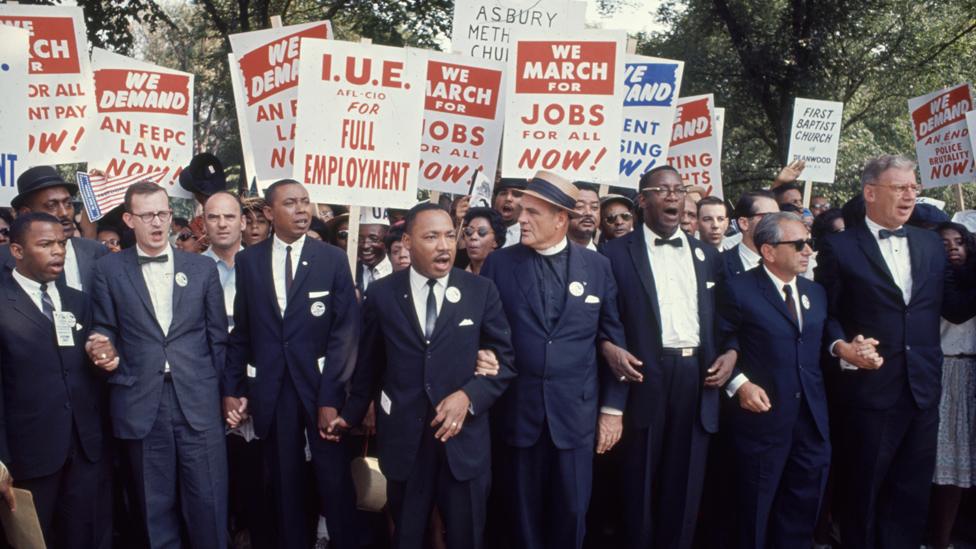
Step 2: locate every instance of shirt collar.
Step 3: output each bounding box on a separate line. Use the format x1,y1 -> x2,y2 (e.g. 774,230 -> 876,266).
12,268 -> 45,293
203,245 -> 243,268
273,233 -> 306,252
864,215 -> 902,239
409,266 -> 450,293
644,224 -> 687,248
136,244 -> 171,259
738,241 -> 761,268
535,237 -> 569,257
763,265 -> 797,292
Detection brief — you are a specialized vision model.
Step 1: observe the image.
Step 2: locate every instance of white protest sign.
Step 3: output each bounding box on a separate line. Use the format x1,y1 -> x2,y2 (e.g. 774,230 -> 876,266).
968,110 -> 976,170
908,84 -> 974,188
229,21 -> 332,191
293,39 -> 426,208
502,31 -> 627,183
0,5 -> 95,166
714,107 -> 725,164
617,55 -> 683,188
90,49 -> 193,197
0,25 -> 30,205
419,52 -> 506,194
450,0 -> 585,63
785,98 -> 843,183
667,94 -> 723,197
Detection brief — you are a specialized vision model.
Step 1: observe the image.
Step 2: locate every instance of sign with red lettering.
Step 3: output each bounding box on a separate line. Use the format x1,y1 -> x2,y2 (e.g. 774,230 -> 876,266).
418,52 -> 505,194
293,39 -> 426,208
502,31 -> 626,183
908,83 -> 974,188
667,94 -> 723,197
0,4 -> 95,166
89,49 -> 193,196
229,21 -> 332,191
0,25 -> 29,206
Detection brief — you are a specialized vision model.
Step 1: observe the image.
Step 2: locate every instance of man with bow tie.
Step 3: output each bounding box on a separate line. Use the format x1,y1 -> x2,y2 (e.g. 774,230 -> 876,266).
815,155 -> 976,549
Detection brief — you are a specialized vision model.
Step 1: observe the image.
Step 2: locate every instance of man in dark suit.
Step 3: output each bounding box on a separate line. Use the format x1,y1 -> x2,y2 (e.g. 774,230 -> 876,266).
0,212 -> 115,548
815,155 -> 976,549
92,181 -> 229,548
481,171 -> 628,549
331,202 -> 516,549
0,166 -> 108,292
601,165 -> 733,549
721,190 -> 779,278
718,212 -> 881,548
222,179 -> 360,549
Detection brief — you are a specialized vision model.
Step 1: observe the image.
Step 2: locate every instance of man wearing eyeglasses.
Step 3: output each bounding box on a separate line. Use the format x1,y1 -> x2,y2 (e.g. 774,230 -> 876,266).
722,190 -> 780,278
1,166 -> 109,292
815,155 -> 976,549
601,165 -> 732,549
91,181 -> 229,548
599,194 -> 635,243
717,212 -> 878,548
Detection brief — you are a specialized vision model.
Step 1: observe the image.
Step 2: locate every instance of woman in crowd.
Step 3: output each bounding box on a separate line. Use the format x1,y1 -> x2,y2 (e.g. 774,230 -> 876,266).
461,207 -> 506,275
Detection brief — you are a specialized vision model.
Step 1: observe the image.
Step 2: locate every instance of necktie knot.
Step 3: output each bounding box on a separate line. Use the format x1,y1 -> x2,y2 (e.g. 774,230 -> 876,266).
427,278 -> 437,288
137,254 -> 168,265
39,282 -> 48,293
782,284 -> 793,298
878,227 -> 906,239
654,237 -> 682,247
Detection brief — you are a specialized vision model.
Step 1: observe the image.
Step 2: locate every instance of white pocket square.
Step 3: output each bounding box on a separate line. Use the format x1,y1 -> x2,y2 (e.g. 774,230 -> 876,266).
585,295 -> 600,304
706,281 -> 715,289
458,318 -> 474,327
308,291 -> 330,298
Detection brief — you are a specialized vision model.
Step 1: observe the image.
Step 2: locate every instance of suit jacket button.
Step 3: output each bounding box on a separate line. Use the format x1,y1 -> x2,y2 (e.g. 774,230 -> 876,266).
64,402 -> 71,410
905,345 -> 911,351
794,392 -> 801,399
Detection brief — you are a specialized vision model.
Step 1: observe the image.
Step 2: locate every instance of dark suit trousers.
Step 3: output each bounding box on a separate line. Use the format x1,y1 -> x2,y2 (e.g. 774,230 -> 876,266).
12,429 -> 100,549
264,369 -> 358,549
509,424 -> 593,549
621,354 -> 709,549
124,381 -> 228,549
387,406 -> 490,549
732,399 -> 830,549
837,386 -> 938,549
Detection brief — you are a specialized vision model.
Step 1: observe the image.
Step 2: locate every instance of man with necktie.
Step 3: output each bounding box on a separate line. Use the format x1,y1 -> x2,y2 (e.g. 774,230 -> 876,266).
223,179 -> 360,549
91,181 -> 229,548
815,155 -> 976,548
481,171 -> 628,549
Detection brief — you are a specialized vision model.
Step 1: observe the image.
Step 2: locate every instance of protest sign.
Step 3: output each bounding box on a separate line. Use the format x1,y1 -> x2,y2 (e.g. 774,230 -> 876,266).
617,54 -> 683,188
0,25 -> 30,206
908,83 -> 974,188
77,170 -> 167,222
786,98 -> 843,183
293,39 -> 426,208
419,51 -> 505,194
229,21 -> 332,191
450,0 -> 585,63
468,168 -> 494,208
90,49 -> 193,197
714,107 -> 725,160
0,5 -> 95,166
968,110 -> 976,170
502,31 -> 627,183
667,94 -> 723,197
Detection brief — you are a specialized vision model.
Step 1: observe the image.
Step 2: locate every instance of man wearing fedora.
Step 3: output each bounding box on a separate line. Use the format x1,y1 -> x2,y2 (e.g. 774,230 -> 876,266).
179,152 -> 228,206
480,171 -> 628,549
1,166 -> 108,292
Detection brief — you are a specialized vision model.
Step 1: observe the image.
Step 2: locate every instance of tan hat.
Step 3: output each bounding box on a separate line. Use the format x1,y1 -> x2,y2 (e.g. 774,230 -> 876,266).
519,170 -> 580,216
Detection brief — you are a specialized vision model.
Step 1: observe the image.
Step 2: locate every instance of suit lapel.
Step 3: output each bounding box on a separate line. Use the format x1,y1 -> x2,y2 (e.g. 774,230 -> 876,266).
5,277 -> 52,333
855,224 -> 901,300
258,240 -> 281,318
394,270 -> 426,343
431,270 -> 463,343
284,241 -> 315,318
123,248 -> 162,330
552,244 -> 586,335
171,250 -> 188,321
757,269 -> 799,331
514,247 -> 547,329
627,229 -> 663,330
906,227 -> 928,304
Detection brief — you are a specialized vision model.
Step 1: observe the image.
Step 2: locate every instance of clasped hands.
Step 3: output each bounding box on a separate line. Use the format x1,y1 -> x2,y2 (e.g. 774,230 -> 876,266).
84,333 -> 119,371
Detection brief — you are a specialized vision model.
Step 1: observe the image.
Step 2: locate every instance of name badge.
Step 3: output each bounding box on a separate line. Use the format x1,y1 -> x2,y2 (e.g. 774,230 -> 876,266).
53,311 -> 76,347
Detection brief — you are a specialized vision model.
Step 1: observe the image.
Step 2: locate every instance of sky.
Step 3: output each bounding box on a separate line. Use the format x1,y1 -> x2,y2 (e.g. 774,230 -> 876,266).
582,0 -> 666,34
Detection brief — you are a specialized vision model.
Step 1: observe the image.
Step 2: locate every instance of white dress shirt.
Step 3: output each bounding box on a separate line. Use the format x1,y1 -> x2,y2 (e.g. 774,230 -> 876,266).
504,222 -> 521,248
645,225 -> 700,348
361,256 -> 393,291
272,234 -> 306,316
137,245 -> 174,372
12,267 -> 62,313
63,238 -> 83,291
738,241 -> 762,272
586,240 -> 597,252
408,267 -> 448,336
726,267 -> 801,396
864,215 -> 912,303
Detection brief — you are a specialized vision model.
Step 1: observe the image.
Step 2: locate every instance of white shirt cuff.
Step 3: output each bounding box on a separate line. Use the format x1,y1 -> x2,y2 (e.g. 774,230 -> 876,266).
600,407 -> 623,416
829,339 -> 843,357
829,339 -> 858,370
726,373 -> 748,398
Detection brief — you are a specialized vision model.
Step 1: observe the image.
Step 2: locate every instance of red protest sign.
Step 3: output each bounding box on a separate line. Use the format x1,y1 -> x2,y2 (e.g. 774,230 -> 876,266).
514,41 -> 616,95
94,70 -> 191,115
425,60 -> 501,120
0,15 -> 80,74
237,25 -> 328,106
908,83 -> 974,188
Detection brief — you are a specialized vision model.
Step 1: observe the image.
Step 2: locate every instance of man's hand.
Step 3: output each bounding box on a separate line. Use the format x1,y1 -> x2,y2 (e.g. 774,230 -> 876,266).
453,195 -> 471,228
704,350 -> 737,388
0,464 -> 14,511
596,413 -> 623,454
222,396 -> 248,428
431,390 -> 471,442
773,159 -> 806,187
85,333 -> 119,371
475,349 -> 500,376
601,341 -> 643,383
836,335 -> 883,370
737,382 -> 771,413
319,406 -> 346,442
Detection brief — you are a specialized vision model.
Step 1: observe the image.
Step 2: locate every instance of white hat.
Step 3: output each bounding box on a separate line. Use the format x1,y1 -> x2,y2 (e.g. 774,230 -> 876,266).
359,207 -> 389,226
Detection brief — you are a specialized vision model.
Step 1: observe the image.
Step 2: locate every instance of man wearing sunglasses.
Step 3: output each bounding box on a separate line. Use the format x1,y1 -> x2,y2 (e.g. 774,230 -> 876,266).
599,194 -> 635,244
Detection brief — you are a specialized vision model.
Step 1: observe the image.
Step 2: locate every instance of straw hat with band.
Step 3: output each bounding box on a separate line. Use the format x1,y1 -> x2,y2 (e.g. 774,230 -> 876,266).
519,171 -> 580,217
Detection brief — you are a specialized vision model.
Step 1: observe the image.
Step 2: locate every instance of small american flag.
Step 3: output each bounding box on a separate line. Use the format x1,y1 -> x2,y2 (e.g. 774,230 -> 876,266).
76,170 -> 167,221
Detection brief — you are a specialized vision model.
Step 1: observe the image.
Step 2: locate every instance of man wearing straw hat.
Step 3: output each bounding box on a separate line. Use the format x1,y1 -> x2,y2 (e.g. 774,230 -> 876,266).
481,170 -> 629,549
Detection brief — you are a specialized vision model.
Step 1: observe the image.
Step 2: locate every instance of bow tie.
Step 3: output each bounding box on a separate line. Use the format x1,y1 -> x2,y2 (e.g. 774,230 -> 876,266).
654,237 -> 682,247
878,228 -> 906,239
137,254 -> 169,265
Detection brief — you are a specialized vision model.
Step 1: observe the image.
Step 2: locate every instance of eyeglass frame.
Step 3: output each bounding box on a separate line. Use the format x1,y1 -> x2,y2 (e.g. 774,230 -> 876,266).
770,238 -> 815,252
129,210 -> 174,224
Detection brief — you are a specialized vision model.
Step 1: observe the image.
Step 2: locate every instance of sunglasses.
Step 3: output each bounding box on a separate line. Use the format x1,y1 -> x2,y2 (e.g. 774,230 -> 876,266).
337,230 -> 349,239
463,226 -> 492,238
772,238 -> 814,252
176,232 -> 196,242
604,212 -> 633,224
